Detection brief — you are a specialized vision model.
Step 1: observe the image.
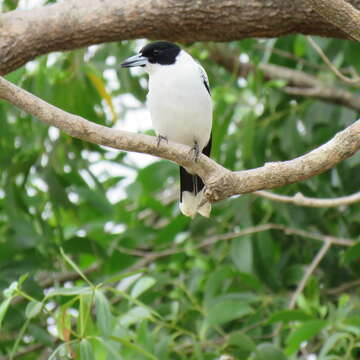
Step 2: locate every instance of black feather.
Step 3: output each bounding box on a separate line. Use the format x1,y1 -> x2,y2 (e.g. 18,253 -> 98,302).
179,134 -> 212,201
203,80 -> 211,95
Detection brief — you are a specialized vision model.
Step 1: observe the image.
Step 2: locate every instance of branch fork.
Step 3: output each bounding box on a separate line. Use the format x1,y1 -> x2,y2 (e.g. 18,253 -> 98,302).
0,75 -> 360,205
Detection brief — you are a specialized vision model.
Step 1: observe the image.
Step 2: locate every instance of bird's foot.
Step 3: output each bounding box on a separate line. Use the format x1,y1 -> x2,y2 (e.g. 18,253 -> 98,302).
156,134 -> 168,147
190,142 -> 200,162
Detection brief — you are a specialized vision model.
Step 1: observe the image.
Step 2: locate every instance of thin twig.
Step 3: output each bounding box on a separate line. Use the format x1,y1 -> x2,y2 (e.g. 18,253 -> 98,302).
326,278 -> 360,295
11,261 -> 101,306
255,190 -> 360,208
123,223 -> 353,272
209,44 -> 360,112
0,343 -> 44,360
306,36 -> 360,85
288,240 -> 332,309
274,239 -> 332,339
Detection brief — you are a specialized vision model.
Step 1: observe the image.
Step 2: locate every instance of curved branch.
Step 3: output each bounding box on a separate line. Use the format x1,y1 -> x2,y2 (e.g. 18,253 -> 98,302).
0,75 -> 360,203
306,36 -> 360,84
255,190 -> 360,207
1,0 -> 360,75
305,0 -> 360,42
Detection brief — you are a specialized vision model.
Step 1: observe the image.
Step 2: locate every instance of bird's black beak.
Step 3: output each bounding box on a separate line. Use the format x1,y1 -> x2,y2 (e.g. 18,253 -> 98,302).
121,54 -> 148,68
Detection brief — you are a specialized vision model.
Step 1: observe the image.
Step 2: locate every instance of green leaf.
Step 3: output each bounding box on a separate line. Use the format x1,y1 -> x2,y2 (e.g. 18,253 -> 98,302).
267,309 -> 313,324
204,265 -> 234,305
95,290 -> 113,337
111,335 -> 157,360
0,298 -> 12,329
254,343 -> 288,360
80,339 -> 95,360
343,242 -> 360,264
78,294 -> 94,336
207,300 -> 253,326
226,331 -> 256,358
28,324 -> 53,346
294,35 -> 307,57
130,276 -> 156,299
286,320 -> 327,355
318,332 -> 351,359
60,247 -> 93,286
230,237 -> 253,274
94,336 -> 124,360
25,300 -> 43,319
46,286 -> 92,297
3,281 -> 18,298
120,306 -> 152,327
48,343 -> 70,360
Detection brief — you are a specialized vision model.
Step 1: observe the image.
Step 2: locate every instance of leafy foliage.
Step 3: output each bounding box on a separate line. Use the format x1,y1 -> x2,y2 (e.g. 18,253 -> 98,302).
1,5 -> 360,358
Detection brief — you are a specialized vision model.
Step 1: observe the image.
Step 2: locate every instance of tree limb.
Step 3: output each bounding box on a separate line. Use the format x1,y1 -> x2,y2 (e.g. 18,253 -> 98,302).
305,0 -> 360,42
1,75 -> 360,203
1,0 -> 360,75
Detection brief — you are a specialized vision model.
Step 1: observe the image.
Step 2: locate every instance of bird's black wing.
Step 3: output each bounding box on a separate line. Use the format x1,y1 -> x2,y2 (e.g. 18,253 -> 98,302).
198,65 -> 211,96
179,134 -> 212,200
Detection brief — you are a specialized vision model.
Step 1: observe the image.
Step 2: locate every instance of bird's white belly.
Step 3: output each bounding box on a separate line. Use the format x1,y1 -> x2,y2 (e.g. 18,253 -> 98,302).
147,73 -> 212,150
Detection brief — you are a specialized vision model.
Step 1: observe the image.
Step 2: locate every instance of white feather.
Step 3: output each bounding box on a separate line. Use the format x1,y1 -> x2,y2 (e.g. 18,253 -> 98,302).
179,190 -> 212,218
179,191 -> 199,218
145,50 -> 212,151
144,50 -> 213,217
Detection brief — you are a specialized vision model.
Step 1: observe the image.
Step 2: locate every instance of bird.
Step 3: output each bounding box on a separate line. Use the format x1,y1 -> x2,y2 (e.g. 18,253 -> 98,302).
121,41 -> 212,218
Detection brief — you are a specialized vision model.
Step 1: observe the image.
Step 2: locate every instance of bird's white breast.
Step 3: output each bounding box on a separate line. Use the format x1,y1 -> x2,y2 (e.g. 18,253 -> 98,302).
146,51 -> 212,150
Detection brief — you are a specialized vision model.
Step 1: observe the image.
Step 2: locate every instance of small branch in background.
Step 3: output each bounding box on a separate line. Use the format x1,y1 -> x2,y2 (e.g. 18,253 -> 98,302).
0,343 -> 44,360
253,43 -> 328,71
255,190 -> 360,207
326,278 -> 360,295
274,239 -> 332,337
125,223 -> 353,272
209,44 -> 360,112
288,240 -> 332,309
11,261 -> 101,306
304,0 -> 360,42
5,224 -> 354,359
306,36 -> 360,84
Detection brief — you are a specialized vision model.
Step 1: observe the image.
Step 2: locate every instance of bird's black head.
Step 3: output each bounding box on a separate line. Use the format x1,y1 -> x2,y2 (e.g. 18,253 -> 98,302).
140,41 -> 181,65
121,41 -> 181,68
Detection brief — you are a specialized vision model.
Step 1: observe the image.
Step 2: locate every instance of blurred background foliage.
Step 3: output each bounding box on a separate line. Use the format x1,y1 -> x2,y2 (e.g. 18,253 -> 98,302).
1,1 -> 360,359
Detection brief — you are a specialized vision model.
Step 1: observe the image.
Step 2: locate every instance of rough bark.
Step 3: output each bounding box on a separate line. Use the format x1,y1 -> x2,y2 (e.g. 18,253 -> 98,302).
0,0 -> 359,75
1,75 -> 360,203
305,0 -> 360,41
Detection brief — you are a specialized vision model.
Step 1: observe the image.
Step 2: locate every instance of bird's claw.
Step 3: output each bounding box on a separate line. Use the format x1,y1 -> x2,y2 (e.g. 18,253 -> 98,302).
157,135 -> 168,147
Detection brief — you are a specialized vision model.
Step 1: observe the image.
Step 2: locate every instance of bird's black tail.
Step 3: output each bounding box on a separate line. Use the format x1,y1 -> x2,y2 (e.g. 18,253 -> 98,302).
179,135 -> 212,217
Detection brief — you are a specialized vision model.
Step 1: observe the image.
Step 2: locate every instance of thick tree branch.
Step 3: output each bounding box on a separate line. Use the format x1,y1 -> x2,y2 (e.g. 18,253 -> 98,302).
305,0 -> 360,42
1,0 -> 360,75
255,190 -> 360,207
1,76 -> 360,203
209,45 -> 360,112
